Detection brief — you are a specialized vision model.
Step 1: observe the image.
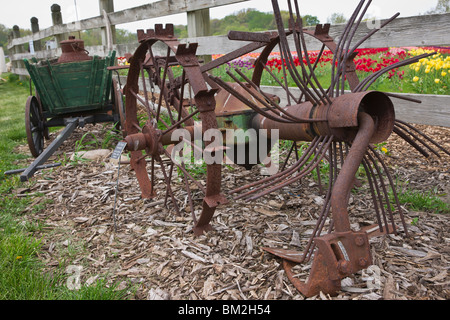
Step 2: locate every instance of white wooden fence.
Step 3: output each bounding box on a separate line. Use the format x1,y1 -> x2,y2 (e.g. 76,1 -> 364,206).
6,0 -> 450,127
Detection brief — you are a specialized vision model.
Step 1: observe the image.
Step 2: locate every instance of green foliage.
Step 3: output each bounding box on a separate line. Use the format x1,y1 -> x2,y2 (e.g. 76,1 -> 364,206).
210,9 -> 320,36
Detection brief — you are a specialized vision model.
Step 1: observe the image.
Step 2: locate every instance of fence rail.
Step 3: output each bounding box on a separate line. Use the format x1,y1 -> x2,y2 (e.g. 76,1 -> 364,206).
6,0 -> 450,127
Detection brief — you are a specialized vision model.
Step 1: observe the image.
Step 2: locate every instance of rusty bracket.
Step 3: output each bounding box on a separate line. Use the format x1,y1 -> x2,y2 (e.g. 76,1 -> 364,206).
137,24 -> 175,42
264,230 -> 372,297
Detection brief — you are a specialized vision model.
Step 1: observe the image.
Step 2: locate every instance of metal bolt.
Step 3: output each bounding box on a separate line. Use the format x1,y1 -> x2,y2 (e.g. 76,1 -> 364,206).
355,236 -> 365,247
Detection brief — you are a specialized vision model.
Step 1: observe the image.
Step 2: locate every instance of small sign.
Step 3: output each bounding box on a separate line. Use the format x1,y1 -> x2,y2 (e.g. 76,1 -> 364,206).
111,141 -> 127,160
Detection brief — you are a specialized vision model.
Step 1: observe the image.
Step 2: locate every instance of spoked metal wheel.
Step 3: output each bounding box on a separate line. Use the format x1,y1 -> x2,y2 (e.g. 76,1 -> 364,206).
123,26 -> 226,235
25,96 -> 46,158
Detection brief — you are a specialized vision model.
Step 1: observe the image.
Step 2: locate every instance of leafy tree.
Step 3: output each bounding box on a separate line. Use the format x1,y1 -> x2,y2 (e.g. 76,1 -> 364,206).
327,13 -> 347,24
425,0 -> 450,13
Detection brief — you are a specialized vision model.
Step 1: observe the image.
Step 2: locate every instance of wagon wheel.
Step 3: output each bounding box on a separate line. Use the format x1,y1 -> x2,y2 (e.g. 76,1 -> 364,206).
25,96 -> 45,158
112,79 -> 126,137
123,26 -> 226,236
34,91 -> 50,140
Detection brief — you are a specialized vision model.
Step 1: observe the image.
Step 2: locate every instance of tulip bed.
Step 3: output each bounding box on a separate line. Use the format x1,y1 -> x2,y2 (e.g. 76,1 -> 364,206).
212,46 -> 450,95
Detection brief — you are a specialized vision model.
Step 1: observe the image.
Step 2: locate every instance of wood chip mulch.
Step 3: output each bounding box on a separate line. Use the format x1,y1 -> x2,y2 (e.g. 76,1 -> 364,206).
15,122 -> 450,300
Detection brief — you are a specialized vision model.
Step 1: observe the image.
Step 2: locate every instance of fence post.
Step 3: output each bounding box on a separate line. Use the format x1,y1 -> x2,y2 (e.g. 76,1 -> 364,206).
12,25 -> 27,81
0,46 -> 6,74
99,0 -> 116,48
30,17 -> 42,53
51,4 -> 68,47
187,8 -> 212,64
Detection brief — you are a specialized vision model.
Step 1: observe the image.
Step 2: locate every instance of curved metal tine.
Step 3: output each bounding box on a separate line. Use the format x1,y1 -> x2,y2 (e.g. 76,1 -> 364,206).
208,74 -> 296,123
340,0 -> 372,96
303,142 -> 335,262
394,127 -> 430,158
348,13 -> 400,57
155,47 -> 172,123
365,151 -> 398,235
163,148 -> 206,195
298,44 -> 327,102
231,136 -> 322,196
259,60 -> 299,105
329,0 -> 366,97
281,141 -> 296,172
225,69 -> 297,122
356,52 -> 435,92
181,161 -> 197,224
362,154 -> 390,232
395,120 -> 450,157
369,145 -> 409,236
158,157 -> 180,215
231,68 -> 326,123
178,70 -> 187,123
139,60 -> 152,118
361,157 -> 385,232
246,135 -> 334,201
271,0 -> 320,105
128,88 -> 170,130
291,0 -> 332,105
334,0 -> 367,96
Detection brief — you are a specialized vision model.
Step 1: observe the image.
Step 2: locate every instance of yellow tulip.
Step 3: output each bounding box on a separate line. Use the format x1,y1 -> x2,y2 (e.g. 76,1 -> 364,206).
435,79 -> 440,84
413,76 -> 419,82
442,72 -> 447,77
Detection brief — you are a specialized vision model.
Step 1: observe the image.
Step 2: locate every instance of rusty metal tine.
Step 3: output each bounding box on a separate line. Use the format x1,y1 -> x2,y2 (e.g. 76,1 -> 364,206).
129,88 -> 170,129
232,67 -> 326,123
356,52 -> 435,92
348,13 -> 400,56
161,109 -> 199,135
162,149 -> 206,195
259,60 -> 299,104
298,44 -> 327,102
340,0 -> 372,96
281,142 -> 296,172
330,0 -> 365,97
209,74 -> 296,124
232,136 -> 322,197
271,0 -> 320,105
365,151 -> 399,235
369,146 -> 409,236
365,154 -> 394,232
362,157 -> 385,233
335,0 -> 366,96
395,124 -> 440,157
225,69 -> 298,122
139,60 -> 152,117
246,136 -> 333,201
158,156 -> 181,215
177,70 -> 186,123
155,47 -> 171,122
395,120 -> 450,157
232,139 -> 321,199
292,0 -> 333,105
303,143 -> 335,262
394,127 -> 430,158
181,162 -> 197,224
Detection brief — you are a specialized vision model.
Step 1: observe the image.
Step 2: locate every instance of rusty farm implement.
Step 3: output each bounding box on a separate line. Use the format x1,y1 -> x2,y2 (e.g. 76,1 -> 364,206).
115,0 -> 449,297
9,0 -> 449,297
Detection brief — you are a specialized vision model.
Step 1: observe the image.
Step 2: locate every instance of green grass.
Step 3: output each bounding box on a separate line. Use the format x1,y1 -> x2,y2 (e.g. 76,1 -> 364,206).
395,188 -> 450,214
0,74 -> 133,300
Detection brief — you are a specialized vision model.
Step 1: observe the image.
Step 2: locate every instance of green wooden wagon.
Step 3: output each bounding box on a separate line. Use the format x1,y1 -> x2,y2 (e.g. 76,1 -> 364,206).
14,50 -> 126,181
